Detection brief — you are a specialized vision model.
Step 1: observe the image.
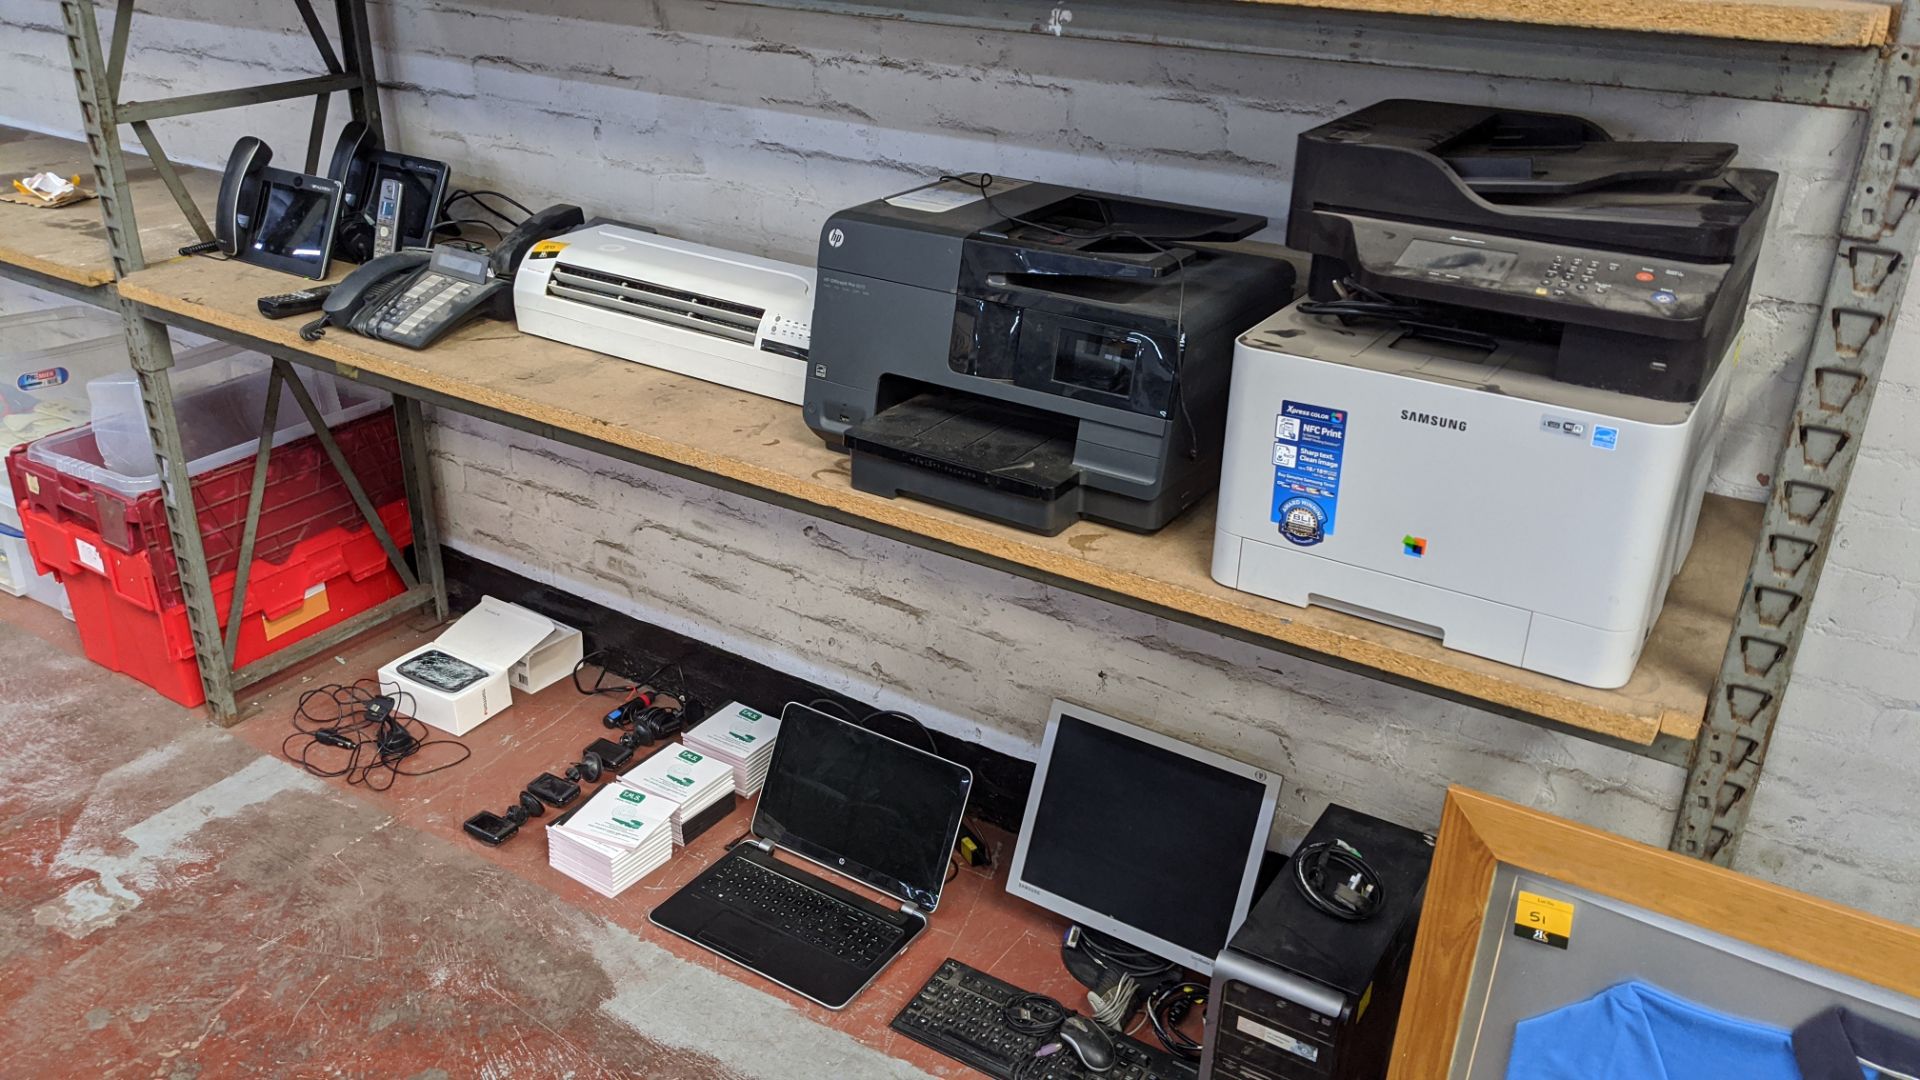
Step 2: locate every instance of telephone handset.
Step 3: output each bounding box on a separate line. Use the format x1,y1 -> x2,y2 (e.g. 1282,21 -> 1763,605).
299,203 -> 583,349
216,136 -> 270,256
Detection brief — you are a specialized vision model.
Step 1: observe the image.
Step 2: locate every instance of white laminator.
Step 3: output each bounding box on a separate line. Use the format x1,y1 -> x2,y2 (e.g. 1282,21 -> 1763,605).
1211,303 -> 1733,689
514,224 -> 816,404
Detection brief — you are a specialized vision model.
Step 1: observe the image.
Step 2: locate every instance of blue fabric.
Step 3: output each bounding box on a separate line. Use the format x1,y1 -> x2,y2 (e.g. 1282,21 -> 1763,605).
1507,981 -> 1814,1080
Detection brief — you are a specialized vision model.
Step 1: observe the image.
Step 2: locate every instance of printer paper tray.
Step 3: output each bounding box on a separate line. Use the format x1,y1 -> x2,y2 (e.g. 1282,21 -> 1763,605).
845,392 -> 1081,500
845,392 -> 1089,534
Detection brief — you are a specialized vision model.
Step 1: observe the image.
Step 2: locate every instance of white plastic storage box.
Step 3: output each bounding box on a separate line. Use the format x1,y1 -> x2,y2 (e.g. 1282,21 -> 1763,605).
0,520 -> 71,616
25,358 -> 388,501
0,307 -> 129,481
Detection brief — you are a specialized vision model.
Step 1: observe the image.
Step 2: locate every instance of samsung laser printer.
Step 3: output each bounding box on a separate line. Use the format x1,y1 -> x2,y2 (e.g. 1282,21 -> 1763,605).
1211,100 -> 1775,688
805,176 -> 1297,534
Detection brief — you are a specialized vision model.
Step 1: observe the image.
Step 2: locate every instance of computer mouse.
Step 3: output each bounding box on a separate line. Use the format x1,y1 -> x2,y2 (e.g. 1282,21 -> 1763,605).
1056,1014 -> 1116,1073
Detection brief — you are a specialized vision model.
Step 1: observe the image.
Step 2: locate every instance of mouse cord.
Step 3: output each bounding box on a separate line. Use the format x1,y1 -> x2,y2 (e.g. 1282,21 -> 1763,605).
1003,992 -> 1067,1037
1005,993 -> 1071,1080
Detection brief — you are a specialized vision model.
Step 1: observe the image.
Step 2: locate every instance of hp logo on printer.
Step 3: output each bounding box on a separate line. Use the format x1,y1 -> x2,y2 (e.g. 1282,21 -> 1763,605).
827,228 -> 846,249
1400,409 -> 1467,433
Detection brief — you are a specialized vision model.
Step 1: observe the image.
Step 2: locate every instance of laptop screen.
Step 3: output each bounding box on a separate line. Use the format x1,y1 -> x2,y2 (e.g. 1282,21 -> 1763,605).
753,703 -> 973,912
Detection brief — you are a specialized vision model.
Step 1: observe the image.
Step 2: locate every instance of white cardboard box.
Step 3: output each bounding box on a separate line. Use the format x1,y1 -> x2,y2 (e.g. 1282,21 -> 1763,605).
511,612 -> 582,694
378,596 -> 564,735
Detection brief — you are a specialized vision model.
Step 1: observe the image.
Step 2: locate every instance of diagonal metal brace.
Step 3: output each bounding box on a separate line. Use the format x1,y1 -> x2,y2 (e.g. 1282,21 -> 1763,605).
292,0 -> 346,75
128,120 -> 211,243
221,364 -> 287,664
279,368 -> 419,591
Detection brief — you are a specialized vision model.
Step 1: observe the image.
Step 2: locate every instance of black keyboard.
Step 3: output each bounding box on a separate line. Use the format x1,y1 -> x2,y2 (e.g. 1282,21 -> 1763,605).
691,854 -> 906,967
893,958 -> 1200,1080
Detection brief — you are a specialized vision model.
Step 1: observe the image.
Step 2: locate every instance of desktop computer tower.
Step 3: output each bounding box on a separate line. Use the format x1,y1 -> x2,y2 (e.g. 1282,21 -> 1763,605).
1198,805 -> 1433,1080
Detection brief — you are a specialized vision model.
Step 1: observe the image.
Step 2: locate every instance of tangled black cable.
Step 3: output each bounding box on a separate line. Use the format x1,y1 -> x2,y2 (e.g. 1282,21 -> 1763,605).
573,651 -> 690,698
281,680 -> 471,791
1076,926 -> 1175,980
1003,992 -> 1070,1080
1292,837 -> 1386,922
810,698 -> 942,755
1146,980 -> 1207,1060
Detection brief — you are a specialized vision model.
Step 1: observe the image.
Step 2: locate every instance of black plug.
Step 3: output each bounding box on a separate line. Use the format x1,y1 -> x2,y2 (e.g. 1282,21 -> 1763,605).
314,729 -> 355,749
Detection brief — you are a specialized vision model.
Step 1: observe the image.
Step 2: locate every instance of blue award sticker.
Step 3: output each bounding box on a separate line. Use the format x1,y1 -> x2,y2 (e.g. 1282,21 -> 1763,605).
1270,401 -> 1347,546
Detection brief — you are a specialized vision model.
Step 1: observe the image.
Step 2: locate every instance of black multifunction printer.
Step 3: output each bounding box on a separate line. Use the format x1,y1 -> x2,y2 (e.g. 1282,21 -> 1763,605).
805,177 -> 1296,534
1288,99 -> 1776,402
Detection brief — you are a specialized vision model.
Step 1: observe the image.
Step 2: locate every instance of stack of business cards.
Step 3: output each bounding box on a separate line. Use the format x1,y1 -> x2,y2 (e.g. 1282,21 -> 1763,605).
682,701 -> 782,796
621,743 -> 736,845
546,783 -> 673,897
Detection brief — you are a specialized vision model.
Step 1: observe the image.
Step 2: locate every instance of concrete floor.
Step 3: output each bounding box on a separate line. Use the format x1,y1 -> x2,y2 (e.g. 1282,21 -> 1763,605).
0,591 -> 1097,1078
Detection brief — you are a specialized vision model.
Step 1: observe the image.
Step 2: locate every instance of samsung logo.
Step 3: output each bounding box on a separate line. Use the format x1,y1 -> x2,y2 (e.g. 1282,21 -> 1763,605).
1401,410 -> 1468,432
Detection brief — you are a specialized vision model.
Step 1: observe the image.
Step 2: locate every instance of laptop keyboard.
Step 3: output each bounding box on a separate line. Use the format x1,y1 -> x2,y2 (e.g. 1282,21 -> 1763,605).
693,854 -> 907,967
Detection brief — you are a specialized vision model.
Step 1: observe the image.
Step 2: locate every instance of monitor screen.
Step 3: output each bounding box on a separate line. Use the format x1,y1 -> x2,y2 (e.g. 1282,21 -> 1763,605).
1007,702 -> 1279,973
251,181 -> 334,262
753,703 -> 973,913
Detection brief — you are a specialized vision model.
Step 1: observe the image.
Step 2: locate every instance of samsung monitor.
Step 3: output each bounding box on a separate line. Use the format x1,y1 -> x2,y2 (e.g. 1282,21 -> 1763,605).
1006,700 -> 1281,973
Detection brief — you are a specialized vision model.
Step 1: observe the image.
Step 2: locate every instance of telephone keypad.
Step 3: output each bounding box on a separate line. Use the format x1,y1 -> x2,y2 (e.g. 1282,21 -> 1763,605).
367,275 -> 489,347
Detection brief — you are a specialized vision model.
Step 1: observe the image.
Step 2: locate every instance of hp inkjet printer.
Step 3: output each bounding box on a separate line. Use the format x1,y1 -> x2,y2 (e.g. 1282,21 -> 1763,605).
805,176 -> 1297,534
1212,100 -> 1776,688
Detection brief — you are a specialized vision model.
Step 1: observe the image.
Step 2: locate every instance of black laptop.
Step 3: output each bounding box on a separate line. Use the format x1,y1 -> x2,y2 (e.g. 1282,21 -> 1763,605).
650,702 -> 973,1009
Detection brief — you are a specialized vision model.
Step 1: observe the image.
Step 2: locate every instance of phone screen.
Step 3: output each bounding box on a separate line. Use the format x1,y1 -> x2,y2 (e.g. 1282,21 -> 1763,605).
252,183 -> 335,260
396,649 -> 488,693
371,159 -> 442,248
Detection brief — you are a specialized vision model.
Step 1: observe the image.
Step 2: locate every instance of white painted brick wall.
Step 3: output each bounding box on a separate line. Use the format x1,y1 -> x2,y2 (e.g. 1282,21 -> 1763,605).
428,406 -> 1684,849
2,1 -> 1914,921
1733,288 -> 1920,918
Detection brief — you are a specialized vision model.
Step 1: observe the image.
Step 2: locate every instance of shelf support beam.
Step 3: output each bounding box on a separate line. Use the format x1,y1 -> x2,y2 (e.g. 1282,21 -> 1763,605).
52,1 -> 419,724
1672,23 -> 1920,862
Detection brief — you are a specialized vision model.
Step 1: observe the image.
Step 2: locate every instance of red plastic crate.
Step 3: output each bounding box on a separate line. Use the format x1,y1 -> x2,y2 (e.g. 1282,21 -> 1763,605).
18,500 -> 413,708
6,408 -> 405,609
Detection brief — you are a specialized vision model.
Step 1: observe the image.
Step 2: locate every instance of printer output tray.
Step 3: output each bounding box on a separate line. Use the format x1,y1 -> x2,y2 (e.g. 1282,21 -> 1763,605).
845,392 -> 1089,535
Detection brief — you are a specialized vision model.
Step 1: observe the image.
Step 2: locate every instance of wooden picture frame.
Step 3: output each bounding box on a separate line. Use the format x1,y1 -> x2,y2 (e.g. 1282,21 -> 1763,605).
1390,785 -> 1920,1078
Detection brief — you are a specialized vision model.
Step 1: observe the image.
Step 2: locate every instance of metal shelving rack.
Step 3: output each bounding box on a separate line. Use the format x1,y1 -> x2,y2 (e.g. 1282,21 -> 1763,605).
34,0 -> 1920,859
54,0 -> 444,720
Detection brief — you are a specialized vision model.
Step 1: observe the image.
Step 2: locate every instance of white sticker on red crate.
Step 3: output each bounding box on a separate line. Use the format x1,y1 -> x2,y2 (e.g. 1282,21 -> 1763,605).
74,537 -> 105,575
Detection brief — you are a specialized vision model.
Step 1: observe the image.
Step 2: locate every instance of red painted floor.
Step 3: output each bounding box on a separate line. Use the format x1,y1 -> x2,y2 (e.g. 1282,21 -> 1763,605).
0,590 -> 1188,1077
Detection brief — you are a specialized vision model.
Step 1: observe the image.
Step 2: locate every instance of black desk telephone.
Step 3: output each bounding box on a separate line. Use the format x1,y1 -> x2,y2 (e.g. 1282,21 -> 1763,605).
300,203 -> 582,348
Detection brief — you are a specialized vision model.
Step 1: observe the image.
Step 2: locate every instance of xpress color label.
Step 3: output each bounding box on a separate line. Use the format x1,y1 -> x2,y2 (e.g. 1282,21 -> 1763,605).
1270,401 -> 1347,546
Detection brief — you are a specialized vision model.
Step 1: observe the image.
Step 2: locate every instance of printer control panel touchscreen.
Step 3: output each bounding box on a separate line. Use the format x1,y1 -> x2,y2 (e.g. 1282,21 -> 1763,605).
1337,213 -> 1728,328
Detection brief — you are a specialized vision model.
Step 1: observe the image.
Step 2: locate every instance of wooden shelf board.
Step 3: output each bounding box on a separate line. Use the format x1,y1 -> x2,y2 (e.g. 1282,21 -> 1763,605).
119,255 -> 1760,746
0,126 -> 219,288
1233,0 -> 1891,46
